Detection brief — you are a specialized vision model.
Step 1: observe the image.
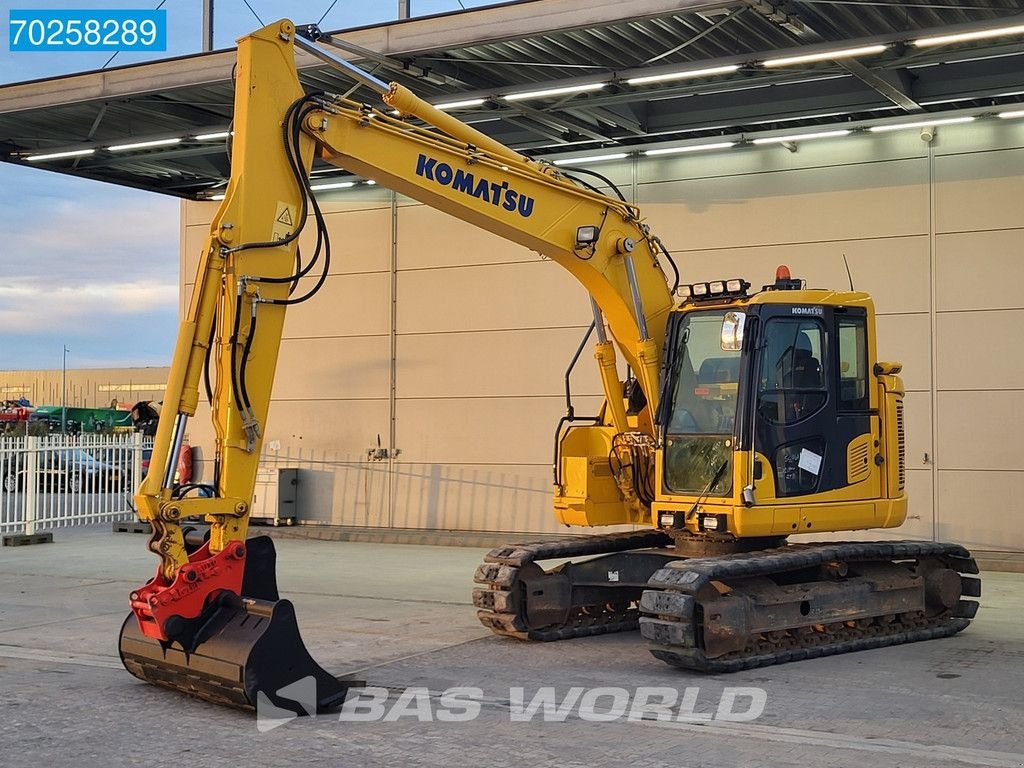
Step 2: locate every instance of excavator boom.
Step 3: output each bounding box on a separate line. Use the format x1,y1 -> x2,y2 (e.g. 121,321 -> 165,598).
121,19 -> 678,714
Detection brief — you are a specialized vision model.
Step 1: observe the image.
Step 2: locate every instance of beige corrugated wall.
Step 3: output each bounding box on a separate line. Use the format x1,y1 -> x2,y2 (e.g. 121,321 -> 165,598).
181,120 -> 1024,551
0,368 -> 169,409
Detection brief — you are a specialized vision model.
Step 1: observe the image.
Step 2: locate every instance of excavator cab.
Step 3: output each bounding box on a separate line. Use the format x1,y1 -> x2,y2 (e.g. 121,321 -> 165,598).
655,266 -> 900,539
551,266 -> 905,539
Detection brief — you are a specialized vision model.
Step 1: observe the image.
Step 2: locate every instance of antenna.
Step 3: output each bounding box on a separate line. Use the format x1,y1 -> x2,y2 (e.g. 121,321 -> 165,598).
841,253 -> 855,291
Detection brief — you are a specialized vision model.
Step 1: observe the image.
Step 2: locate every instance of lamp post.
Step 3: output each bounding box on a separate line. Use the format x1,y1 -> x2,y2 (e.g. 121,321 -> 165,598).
202,0 -> 214,52
61,345 -> 69,435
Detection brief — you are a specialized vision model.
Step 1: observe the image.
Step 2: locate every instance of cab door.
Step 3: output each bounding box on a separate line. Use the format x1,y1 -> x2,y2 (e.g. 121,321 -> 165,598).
753,305 -> 875,499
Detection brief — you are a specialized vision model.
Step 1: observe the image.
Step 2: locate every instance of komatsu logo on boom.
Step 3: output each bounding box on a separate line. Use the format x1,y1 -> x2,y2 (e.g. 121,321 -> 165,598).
416,154 -> 535,218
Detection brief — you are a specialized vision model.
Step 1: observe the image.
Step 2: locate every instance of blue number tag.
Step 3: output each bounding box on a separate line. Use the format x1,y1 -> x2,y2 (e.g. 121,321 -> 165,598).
9,9 -> 167,52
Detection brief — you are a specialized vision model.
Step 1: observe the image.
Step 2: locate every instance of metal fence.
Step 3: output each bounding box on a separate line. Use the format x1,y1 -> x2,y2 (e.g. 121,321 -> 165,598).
0,433 -> 147,534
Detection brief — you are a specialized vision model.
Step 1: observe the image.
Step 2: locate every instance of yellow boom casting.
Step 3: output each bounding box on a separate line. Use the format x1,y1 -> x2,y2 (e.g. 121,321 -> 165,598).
119,20 -> 980,713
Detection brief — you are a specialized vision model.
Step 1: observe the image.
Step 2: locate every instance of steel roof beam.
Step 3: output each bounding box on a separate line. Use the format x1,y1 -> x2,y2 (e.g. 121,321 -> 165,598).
0,0 -> 737,114
504,102 -> 610,142
381,39 -> 1017,114
840,60 -> 922,112
502,115 -> 570,144
578,104 -> 647,135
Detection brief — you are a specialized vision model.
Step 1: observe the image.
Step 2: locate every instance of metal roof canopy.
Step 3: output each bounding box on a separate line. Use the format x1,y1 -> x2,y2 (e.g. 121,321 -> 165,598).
2,0 -> 1023,199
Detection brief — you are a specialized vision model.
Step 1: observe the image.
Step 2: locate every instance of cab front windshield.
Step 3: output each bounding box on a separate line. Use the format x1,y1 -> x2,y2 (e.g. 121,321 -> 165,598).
664,309 -> 742,496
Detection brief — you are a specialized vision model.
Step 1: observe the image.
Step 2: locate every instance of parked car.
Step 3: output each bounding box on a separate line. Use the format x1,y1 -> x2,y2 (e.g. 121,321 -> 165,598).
90,446 -> 134,472
1,457 -> 22,493
140,444 -> 192,485
1,448 -> 122,492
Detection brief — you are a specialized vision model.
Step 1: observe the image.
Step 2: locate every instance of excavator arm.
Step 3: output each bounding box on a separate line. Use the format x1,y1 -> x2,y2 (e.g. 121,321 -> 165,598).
133,21 -> 312,612
135,19 -> 673,605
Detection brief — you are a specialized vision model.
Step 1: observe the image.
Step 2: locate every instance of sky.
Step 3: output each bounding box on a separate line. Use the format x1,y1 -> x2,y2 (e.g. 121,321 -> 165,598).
0,0 -> 500,373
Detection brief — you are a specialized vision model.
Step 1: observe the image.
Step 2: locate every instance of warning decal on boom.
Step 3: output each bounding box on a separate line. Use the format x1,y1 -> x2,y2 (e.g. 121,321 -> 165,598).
272,201 -> 296,241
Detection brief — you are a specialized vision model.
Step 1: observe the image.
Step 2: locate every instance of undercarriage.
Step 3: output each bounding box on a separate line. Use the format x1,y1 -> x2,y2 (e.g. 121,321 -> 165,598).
474,532 -> 980,670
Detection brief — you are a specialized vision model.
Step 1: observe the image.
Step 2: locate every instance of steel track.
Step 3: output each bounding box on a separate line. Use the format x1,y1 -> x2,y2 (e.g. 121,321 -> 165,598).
475,535 -> 981,671
473,530 -> 673,640
640,540 -> 980,672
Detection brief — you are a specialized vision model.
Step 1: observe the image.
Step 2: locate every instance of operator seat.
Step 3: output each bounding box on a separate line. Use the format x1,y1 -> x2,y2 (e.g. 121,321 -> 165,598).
791,346 -> 821,388
777,331 -> 821,389
784,333 -> 823,422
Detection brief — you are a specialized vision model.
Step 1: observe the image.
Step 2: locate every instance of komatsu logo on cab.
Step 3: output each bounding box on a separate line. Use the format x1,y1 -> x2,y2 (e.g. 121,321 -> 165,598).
415,154 -> 535,218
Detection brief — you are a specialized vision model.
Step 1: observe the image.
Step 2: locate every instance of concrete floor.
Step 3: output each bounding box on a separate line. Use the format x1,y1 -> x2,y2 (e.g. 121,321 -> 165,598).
1,525 -> 1022,768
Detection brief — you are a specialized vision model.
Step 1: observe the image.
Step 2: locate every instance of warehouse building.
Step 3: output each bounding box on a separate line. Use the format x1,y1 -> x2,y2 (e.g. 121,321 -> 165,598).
2,0 -> 1022,550
0,368 -> 169,411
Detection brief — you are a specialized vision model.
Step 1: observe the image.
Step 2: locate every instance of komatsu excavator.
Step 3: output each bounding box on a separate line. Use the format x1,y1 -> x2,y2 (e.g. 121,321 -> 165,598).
119,20 -> 981,713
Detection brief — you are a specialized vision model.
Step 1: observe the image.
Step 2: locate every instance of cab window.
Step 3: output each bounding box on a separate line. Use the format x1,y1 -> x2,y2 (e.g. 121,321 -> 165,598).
837,315 -> 869,411
758,318 -> 826,425
663,309 -> 741,496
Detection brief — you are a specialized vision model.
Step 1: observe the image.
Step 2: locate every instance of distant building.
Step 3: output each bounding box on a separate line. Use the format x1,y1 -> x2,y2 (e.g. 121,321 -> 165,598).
0,367 -> 170,410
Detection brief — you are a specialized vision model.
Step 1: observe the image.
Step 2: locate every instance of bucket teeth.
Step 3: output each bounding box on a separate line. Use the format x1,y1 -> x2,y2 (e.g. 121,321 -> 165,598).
119,536 -> 361,714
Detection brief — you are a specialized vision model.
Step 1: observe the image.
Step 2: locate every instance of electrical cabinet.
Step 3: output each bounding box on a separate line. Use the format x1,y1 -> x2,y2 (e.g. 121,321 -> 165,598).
250,467 -> 298,526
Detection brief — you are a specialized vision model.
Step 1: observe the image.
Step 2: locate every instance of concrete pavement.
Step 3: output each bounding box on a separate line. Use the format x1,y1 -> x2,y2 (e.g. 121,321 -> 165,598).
1,525 -> 1022,768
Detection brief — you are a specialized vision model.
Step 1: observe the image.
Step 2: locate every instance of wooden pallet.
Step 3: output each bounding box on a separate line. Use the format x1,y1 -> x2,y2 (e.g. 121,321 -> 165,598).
2,532 -> 54,547
112,521 -> 152,534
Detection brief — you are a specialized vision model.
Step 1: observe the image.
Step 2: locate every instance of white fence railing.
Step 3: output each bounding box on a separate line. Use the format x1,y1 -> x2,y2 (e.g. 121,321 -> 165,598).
0,433 -> 148,534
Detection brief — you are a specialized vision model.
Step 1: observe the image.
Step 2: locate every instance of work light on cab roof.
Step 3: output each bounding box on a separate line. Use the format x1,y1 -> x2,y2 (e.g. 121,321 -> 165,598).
676,276 -> 751,302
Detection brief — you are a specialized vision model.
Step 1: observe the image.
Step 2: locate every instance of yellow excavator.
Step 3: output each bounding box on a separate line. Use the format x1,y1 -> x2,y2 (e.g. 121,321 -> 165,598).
119,20 -> 981,713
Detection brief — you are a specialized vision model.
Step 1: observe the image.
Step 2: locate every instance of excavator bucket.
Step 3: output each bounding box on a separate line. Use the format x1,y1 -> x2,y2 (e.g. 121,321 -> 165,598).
118,535 -> 359,714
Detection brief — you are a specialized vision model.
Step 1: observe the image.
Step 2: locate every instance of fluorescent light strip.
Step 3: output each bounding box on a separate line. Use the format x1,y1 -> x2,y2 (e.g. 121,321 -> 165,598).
309,181 -> 356,191
752,129 -> 851,144
936,49 -> 1024,66
646,92 -> 697,103
918,96 -> 976,106
746,107 -> 898,127
108,138 -> 182,152
920,88 -> 1024,105
27,148 -> 95,162
626,64 -> 740,86
644,141 -> 736,156
763,44 -> 887,68
998,110 -> 1024,119
433,98 -> 486,110
643,124 -> 731,137
649,74 -> 848,102
503,83 -> 604,101
552,153 -> 627,166
868,116 -> 975,132
523,138 -> 604,150
209,194 -> 226,201
784,74 -> 851,86
195,131 -> 231,140
694,82 -> 774,97
914,23 -> 1024,48
746,110 -> 849,126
